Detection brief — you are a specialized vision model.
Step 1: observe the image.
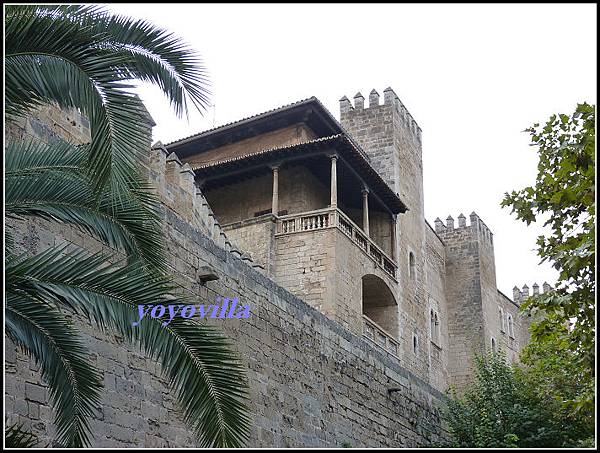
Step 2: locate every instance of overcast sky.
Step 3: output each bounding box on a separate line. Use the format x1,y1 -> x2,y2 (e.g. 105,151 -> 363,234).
107,3 -> 596,298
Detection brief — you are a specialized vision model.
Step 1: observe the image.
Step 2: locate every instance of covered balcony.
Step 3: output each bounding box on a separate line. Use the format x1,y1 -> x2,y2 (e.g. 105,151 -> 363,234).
275,207 -> 397,279
190,133 -> 407,337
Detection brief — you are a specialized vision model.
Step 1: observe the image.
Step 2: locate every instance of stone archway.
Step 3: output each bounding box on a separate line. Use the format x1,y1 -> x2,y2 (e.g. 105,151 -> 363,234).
362,274 -> 399,339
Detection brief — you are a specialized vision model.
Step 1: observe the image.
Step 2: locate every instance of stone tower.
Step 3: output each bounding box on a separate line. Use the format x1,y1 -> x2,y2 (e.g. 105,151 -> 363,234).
340,88 -> 429,377
433,213 -> 499,391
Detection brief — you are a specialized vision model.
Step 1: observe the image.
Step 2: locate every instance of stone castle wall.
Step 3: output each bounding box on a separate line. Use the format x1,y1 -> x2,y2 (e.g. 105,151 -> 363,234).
274,228 -> 338,317
433,215 -> 486,392
424,225 -> 450,391
222,215 -> 277,276
492,291 -> 531,364
5,106 -> 449,447
433,214 -> 531,391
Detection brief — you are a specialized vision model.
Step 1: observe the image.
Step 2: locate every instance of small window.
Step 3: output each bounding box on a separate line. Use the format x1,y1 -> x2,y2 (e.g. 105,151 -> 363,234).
430,310 -> 435,340
409,252 -> 415,280
430,310 -> 440,345
491,337 -> 497,354
413,334 -> 419,355
499,307 -> 505,333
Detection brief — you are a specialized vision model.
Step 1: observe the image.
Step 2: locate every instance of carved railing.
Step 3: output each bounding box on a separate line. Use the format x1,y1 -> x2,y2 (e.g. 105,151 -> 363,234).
278,208 -> 333,234
362,315 -> 399,357
276,208 -> 397,279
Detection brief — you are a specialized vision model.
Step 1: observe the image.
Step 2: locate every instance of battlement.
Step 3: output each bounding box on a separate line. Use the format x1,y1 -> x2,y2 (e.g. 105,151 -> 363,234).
512,282 -> 553,303
433,212 -> 494,245
339,87 -> 422,143
148,142 -> 266,274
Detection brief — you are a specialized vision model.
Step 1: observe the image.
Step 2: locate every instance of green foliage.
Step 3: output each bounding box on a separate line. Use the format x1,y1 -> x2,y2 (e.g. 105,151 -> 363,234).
443,353 -> 591,448
501,103 -> 595,414
5,4 -> 210,194
517,323 -> 595,444
6,291 -> 104,447
5,4 -> 250,448
6,243 -> 251,448
5,139 -> 166,270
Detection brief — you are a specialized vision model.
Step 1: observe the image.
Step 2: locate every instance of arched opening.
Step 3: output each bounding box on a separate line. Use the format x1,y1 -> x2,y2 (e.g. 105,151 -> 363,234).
362,274 -> 398,339
507,314 -> 514,338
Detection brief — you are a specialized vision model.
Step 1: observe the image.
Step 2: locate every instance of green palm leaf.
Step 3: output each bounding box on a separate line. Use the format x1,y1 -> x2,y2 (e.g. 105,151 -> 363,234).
79,9 -> 211,116
5,292 -> 104,447
5,4 -> 210,193
5,138 -> 166,270
7,245 -> 251,447
5,5 -> 250,448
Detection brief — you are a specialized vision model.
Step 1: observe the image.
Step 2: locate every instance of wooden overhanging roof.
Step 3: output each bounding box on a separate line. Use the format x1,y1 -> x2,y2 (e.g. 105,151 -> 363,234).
166,97 -> 347,159
193,134 -> 408,214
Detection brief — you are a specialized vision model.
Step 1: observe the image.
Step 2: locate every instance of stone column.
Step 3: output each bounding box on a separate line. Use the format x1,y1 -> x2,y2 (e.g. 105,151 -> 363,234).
271,166 -> 279,216
391,214 -> 397,260
362,187 -> 370,236
330,155 -> 338,208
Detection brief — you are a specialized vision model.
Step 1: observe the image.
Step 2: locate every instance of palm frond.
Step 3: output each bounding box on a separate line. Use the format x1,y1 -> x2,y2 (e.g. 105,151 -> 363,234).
5,138 -> 166,270
7,4 -> 210,116
7,245 -> 251,447
82,13 -> 211,116
5,52 -> 150,194
5,4 -> 210,192
5,292 -> 103,447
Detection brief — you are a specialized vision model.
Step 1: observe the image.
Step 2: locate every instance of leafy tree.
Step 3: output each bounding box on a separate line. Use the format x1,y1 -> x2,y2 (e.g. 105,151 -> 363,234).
501,103 -> 595,415
516,326 -> 595,446
443,352 -> 589,447
5,5 -> 249,447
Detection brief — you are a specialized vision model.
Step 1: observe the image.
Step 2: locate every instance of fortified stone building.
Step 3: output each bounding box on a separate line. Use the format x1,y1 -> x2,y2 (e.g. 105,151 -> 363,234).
163,87 -> 542,392
6,87 -> 550,447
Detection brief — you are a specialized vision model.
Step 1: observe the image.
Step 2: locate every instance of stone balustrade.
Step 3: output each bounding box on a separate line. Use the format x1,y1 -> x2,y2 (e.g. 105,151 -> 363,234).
275,207 -> 397,279
362,315 -> 400,357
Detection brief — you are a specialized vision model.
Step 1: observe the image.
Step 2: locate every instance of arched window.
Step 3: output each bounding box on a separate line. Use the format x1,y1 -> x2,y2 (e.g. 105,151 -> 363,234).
507,314 -> 515,339
409,252 -> 415,280
491,337 -> 497,354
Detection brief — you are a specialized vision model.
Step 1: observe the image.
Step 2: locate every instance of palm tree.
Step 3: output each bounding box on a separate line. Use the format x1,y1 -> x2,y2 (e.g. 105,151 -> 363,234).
5,5 -> 250,448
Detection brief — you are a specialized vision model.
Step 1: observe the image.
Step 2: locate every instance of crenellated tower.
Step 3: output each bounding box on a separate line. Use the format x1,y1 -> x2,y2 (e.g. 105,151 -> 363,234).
340,88 -> 429,376
433,212 -> 497,390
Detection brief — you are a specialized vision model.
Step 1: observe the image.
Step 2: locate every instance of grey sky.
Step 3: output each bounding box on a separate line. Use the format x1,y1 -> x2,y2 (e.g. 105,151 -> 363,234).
107,3 -> 597,298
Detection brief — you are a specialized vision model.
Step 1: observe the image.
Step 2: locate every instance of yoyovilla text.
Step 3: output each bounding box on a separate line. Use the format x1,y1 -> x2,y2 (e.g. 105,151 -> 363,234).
132,297 -> 251,326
